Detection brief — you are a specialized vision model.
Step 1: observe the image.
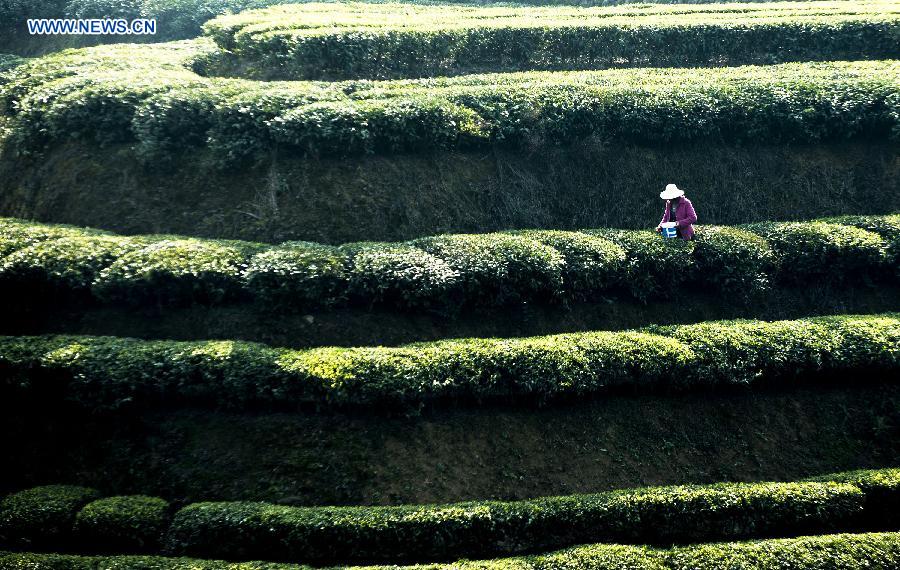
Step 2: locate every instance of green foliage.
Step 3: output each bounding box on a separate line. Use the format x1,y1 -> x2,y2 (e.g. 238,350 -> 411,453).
268,96 -> 487,156
0,336 -> 297,411
93,239 -> 259,306
165,481 -> 863,563
807,469 -> 900,529
663,532 -> 900,569
340,242 -> 461,309
5,0 -> 885,52
64,0 -> 142,19
204,2 -> 900,80
823,214 -> 900,275
743,221 -> 888,283
0,236 -> 141,299
0,216 -> 894,311
413,233 -> 565,305
3,532 -> 900,568
532,543 -> 664,570
0,485 -> 100,548
0,314 -> 896,412
692,226 -> 774,295
0,218 -> 109,259
74,496 -> 170,552
655,319 -> 832,387
509,230 -> 626,299
0,54 -> 23,73
0,0 -> 67,38
812,314 -> 900,372
0,0 -> 302,48
244,242 -> 349,310
1,470 -> 897,566
823,214 -> 900,241
2,41 -> 897,161
596,229 -> 694,301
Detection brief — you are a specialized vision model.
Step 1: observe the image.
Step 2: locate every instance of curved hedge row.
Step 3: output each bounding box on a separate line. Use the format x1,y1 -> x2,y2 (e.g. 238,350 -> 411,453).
1,215 -> 896,311
4,531 -> 900,569
807,469 -> 900,529
0,485 -> 100,549
1,470 -> 897,564
2,43 -> 898,162
0,313 -> 897,412
3,0 -> 839,52
162,481 -> 866,562
203,2 -> 900,80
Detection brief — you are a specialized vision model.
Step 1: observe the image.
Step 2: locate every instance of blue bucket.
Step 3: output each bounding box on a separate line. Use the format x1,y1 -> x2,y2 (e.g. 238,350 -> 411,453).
661,222 -> 678,239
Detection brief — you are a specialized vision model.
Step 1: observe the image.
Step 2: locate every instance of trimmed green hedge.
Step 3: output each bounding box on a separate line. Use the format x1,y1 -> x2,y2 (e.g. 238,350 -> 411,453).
744,221 -> 887,283
339,242 -> 460,309
0,218 -> 108,259
92,238 -> 265,306
0,236 -> 143,298
412,233 -> 565,306
823,214 -> 900,275
245,242 -> 348,309
661,531 -> 900,570
0,485 -> 100,548
203,2 -> 900,80
6,1 -> 886,53
4,532 -> 900,569
807,468 -> 900,529
691,226 -> 775,295
597,228 -> 694,301
1,470 -> 897,566
2,42 -> 898,162
0,314 -> 896,412
165,481 -> 864,562
510,230 -> 626,301
0,216 -> 895,311
74,496 -> 171,552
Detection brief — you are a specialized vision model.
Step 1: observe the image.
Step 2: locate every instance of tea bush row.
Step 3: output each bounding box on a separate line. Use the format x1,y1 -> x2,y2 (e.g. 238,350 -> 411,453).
160,480 -> 871,562
4,1 -> 886,48
203,1 -> 900,80
0,313 -> 897,412
2,469 -> 898,564
0,486 -> 168,552
4,532 -> 900,569
1,216 -> 897,310
0,469 -> 900,562
2,43 -> 898,162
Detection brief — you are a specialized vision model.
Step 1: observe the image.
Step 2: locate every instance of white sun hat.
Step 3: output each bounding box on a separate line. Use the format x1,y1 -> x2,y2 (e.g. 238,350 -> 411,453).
659,183 -> 685,200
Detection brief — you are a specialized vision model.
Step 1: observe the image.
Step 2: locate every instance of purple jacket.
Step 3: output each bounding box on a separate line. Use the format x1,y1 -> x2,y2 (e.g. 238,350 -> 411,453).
660,197 -> 697,240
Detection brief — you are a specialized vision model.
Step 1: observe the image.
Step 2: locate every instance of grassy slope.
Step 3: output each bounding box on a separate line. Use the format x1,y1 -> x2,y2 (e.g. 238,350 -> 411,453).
3,383 -> 898,506
2,141 -> 897,244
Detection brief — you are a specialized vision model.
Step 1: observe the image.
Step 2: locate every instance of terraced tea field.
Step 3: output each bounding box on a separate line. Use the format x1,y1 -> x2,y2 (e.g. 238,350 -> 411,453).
204,0 -> 900,78
0,0 -> 899,568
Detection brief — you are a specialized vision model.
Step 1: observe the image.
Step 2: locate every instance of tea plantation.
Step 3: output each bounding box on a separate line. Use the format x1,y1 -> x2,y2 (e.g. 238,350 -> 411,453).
0,0 -> 899,568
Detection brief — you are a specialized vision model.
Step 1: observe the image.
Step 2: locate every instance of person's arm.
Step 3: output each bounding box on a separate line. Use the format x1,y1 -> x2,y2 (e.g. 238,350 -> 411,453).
676,199 -> 697,227
657,201 -> 669,231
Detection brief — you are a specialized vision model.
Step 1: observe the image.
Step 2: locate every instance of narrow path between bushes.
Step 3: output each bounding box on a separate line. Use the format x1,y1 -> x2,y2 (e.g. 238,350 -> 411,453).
4,283 -> 897,348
